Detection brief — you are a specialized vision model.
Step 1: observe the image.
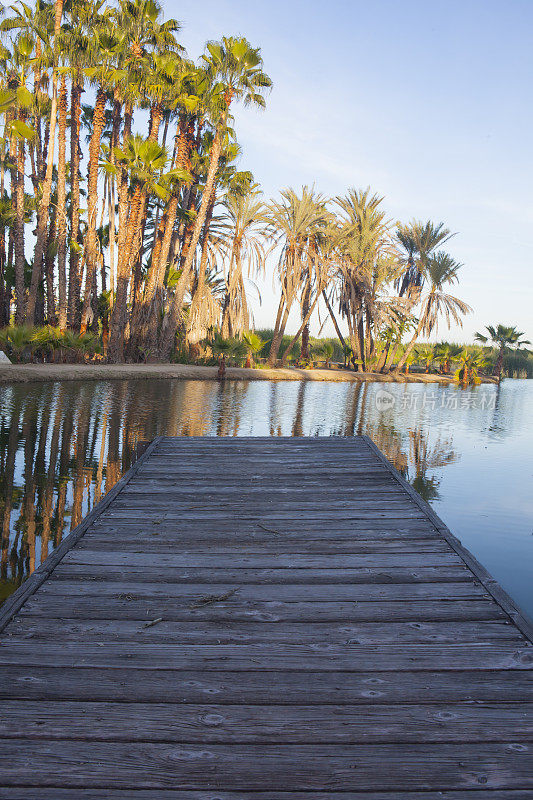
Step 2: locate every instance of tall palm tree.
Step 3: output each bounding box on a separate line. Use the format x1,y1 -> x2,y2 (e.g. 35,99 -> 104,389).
396,219 -> 453,297
334,188 -> 399,370
158,35 -> 271,359
219,185 -> 268,338
25,0 -> 64,325
0,3 -> 45,324
80,23 -> 120,332
394,252 -> 471,372
56,68 -> 68,329
134,62 -> 198,351
64,0 -> 99,329
474,324 -> 531,382
107,134 -> 174,360
265,186 -> 330,366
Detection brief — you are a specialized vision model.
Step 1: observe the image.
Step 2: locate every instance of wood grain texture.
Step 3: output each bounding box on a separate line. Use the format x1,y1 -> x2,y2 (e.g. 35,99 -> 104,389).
0,434 -> 531,797
16,597 -> 507,622
1,700 -> 532,742
1,667 -> 531,703
0,740 -> 532,790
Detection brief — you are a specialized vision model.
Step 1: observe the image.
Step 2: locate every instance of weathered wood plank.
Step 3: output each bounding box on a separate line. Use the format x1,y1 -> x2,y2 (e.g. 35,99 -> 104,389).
122,481 -> 404,492
1,700 -> 532,743
106,506 -> 427,519
0,741 -> 531,790
35,580 -> 489,601
62,551 -> 464,567
4,618 -> 520,645
1,641 -> 531,670
90,517 -> 436,532
17,597 -> 506,622
75,537 -> 452,553
1,667 -> 530,704
50,564 -> 472,584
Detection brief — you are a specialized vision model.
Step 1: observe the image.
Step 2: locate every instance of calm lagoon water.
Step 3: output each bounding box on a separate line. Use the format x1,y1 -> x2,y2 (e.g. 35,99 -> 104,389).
0,377 -> 532,618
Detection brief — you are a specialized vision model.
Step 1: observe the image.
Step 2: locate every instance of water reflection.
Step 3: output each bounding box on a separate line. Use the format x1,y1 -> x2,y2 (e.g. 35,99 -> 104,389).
0,378 -> 531,616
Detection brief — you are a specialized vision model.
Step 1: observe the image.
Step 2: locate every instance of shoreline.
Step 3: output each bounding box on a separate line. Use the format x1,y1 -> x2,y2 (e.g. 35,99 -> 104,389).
0,362 -> 498,385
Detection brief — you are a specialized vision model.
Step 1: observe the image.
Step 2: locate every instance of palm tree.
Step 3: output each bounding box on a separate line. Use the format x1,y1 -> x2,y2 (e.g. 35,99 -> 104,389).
265,186 -> 330,366
25,0 -> 64,325
454,349 -> 487,387
474,324 -> 531,382
394,252 -> 471,372
64,0 -> 98,329
107,134 -> 173,361
434,341 -> 462,374
219,184 -> 268,339
242,330 -> 263,367
56,68 -> 68,329
134,62 -> 199,352
158,35 -> 271,360
396,219 -> 454,297
80,23 -> 120,333
415,344 -> 434,373
334,188 -> 400,371
185,145 -> 251,350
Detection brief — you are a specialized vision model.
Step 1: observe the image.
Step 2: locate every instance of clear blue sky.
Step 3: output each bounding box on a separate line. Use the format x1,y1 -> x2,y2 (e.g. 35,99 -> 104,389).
167,0 -> 533,342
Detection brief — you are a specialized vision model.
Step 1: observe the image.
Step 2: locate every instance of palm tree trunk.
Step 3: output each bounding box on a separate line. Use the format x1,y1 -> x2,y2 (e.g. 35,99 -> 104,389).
281,290 -> 322,365
108,178 -> 116,298
108,184 -> 144,362
56,73 -> 68,329
365,312 -> 373,366
0,227 -> 5,328
357,315 -> 366,371
0,117 -> 8,326
26,0 -> 64,326
68,79 -> 83,329
80,86 -> 107,332
322,290 -> 346,352
158,125 -> 223,360
13,131 -> 26,325
45,211 -> 57,324
126,102 -> 164,310
300,281 -> 311,360
267,296 -> 290,367
138,118 -> 192,349
394,314 -> 425,372
494,345 -> 505,381
194,185 -> 216,295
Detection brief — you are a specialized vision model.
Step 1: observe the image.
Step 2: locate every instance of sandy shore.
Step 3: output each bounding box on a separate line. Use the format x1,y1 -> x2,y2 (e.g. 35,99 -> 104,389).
0,362 -> 498,385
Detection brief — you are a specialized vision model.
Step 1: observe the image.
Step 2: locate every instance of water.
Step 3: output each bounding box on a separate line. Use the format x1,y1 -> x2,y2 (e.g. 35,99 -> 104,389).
0,377 -> 532,618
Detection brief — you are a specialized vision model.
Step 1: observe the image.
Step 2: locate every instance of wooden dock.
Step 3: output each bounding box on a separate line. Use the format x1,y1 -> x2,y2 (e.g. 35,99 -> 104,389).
0,435 -> 532,798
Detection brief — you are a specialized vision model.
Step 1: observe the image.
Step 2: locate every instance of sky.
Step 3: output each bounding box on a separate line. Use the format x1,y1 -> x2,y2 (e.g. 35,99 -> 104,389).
166,0 -> 533,342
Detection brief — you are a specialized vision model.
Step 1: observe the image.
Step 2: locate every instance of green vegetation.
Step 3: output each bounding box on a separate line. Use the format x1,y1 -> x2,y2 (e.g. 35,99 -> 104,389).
0,0 -> 474,368
0,0 -> 527,374
454,350 -> 488,387
474,325 -> 531,382
0,324 -> 99,362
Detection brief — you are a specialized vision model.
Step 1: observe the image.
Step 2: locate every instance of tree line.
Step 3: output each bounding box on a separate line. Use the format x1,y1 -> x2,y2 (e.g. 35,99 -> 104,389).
0,0 -> 484,368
